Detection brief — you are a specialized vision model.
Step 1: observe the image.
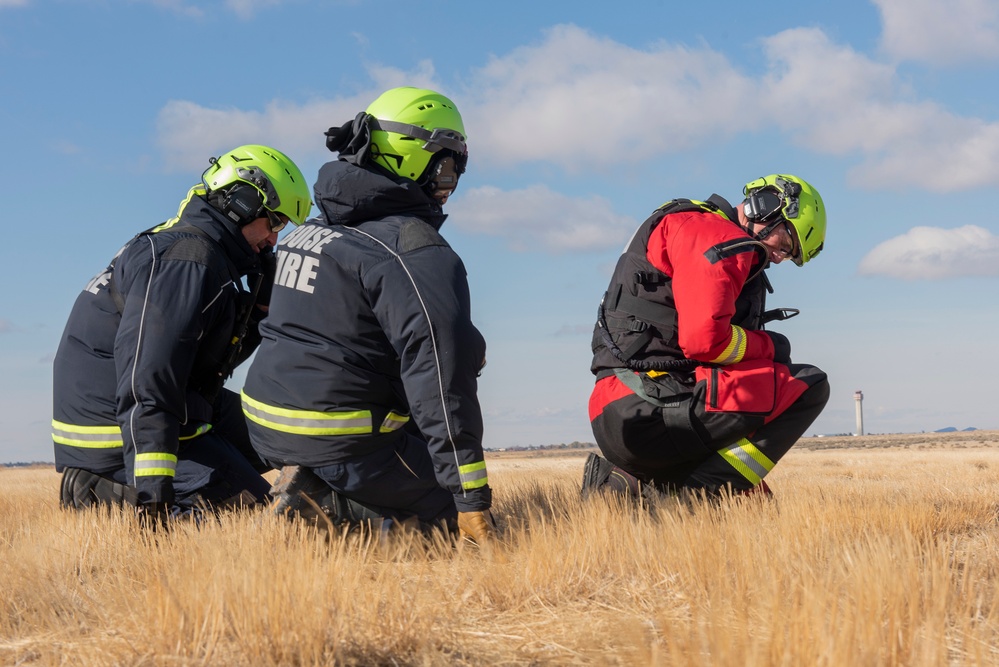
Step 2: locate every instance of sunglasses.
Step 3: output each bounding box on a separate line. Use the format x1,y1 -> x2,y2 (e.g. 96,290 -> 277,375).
266,210 -> 290,234
775,222 -> 799,261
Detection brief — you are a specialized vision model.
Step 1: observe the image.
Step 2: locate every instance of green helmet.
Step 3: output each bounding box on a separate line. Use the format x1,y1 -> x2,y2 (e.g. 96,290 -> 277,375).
743,174 -> 826,266
365,87 -> 468,182
202,144 -> 312,226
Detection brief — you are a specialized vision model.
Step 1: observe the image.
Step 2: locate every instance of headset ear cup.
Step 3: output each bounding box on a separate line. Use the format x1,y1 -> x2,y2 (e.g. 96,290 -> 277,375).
221,183 -> 264,225
745,192 -> 762,220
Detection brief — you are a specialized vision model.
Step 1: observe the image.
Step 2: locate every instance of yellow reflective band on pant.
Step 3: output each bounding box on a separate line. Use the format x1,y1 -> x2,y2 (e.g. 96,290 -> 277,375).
379,412 -> 410,433
51,420 -> 123,449
717,438 -> 774,485
241,390 -> 374,436
179,424 -> 212,440
711,325 -> 748,365
134,452 -> 178,477
459,461 -> 488,490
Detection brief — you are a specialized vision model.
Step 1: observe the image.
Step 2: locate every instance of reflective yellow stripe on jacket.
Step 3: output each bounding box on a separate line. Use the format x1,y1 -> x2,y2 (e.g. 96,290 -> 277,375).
458,460 -> 489,490
135,452 -> 178,477
241,390 -> 410,436
51,420 -> 123,449
52,420 -> 211,448
710,324 -> 748,365
717,437 -> 774,485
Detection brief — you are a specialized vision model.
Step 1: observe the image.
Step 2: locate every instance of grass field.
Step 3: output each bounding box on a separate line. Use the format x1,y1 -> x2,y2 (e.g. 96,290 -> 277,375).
2,431 -> 998,666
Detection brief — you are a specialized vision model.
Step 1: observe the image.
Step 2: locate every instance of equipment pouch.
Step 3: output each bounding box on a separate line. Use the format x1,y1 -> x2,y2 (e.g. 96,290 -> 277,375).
696,358 -> 776,414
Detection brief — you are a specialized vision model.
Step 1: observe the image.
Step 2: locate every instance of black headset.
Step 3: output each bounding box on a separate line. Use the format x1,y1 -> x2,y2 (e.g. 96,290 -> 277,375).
220,183 -> 265,226
743,187 -> 784,222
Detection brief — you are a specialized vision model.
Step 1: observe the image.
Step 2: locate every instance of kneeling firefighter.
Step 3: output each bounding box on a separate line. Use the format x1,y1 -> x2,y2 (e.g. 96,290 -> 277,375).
53,145 -> 313,522
584,174 -> 831,500
241,87 -> 498,546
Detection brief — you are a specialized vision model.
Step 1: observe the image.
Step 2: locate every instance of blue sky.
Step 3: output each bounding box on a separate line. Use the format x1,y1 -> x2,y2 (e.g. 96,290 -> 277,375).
3,0 -> 998,463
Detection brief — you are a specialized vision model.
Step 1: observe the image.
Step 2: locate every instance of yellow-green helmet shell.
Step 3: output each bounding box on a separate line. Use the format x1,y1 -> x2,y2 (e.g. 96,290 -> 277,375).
743,174 -> 826,265
365,87 -> 467,181
202,144 -> 312,225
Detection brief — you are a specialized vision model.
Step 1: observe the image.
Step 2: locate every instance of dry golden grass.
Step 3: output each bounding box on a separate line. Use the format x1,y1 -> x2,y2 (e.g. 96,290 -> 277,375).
3,431 -> 999,666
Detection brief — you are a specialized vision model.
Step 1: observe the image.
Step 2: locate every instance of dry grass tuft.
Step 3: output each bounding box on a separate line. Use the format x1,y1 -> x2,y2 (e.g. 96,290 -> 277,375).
3,435 -> 999,665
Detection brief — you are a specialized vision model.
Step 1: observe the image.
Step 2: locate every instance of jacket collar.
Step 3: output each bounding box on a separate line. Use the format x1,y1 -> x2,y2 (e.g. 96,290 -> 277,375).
313,160 -> 448,229
170,189 -> 260,276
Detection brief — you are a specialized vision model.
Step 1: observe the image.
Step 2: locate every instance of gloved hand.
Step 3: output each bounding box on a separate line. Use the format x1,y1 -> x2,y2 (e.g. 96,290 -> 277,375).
135,502 -> 171,532
764,330 -> 792,364
458,509 -> 498,545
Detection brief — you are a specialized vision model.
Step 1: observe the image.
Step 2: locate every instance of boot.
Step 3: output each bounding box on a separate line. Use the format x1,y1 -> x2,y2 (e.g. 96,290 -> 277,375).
270,465 -> 399,534
581,453 -> 642,499
270,465 -> 339,528
60,467 -> 128,510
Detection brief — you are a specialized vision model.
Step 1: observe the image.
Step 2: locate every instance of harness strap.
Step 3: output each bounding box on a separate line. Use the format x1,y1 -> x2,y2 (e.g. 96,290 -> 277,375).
612,368 -> 676,408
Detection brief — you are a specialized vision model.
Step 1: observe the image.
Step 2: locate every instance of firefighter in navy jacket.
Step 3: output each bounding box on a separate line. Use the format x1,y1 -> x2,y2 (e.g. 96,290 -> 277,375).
584,175 -> 831,500
53,145 -> 312,520
242,88 -> 498,546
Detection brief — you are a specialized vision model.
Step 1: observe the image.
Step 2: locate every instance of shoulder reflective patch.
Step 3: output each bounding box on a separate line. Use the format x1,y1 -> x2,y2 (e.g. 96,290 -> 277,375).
399,218 -> 447,253
161,235 -> 214,265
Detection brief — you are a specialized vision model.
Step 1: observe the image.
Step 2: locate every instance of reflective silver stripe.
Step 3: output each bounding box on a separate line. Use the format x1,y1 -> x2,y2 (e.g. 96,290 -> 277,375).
380,412 -> 410,433
713,325 -> 747,365
458,461 -> 488,490
134,453 -> 177,477
51,420 -> 123,448
242,391 -> 373,435
718,438 -> 774,484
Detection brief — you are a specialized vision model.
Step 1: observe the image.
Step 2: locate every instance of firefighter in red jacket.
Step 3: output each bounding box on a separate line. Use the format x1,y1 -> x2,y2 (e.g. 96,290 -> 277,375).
584,174 -> 830,500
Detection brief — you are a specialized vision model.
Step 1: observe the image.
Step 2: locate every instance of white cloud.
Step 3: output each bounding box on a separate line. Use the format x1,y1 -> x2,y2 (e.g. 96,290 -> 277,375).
0,320 -> 11,333
874,0 -> 999,64
759,28 -> 999,191
462,25 -> 757,170
858,225 -> 999,279
447,184 -> 635,253
463,24 -> 999,190
155,62 -> 440,171
0,0 -> 28,7
153,23 -> 999,199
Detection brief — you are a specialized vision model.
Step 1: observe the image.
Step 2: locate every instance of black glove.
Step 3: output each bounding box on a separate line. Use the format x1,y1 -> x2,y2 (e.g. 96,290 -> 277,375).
136,502 -> 171,532
765,330 -> 792,364
254,248 -> 277,309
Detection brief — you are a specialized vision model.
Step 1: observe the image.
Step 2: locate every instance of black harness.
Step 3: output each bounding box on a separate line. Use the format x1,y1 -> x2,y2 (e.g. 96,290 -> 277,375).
592,197 -> 796,375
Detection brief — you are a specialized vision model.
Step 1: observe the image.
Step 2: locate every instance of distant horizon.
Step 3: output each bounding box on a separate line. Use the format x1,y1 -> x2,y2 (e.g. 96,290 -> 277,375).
8,427 -> 996,467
